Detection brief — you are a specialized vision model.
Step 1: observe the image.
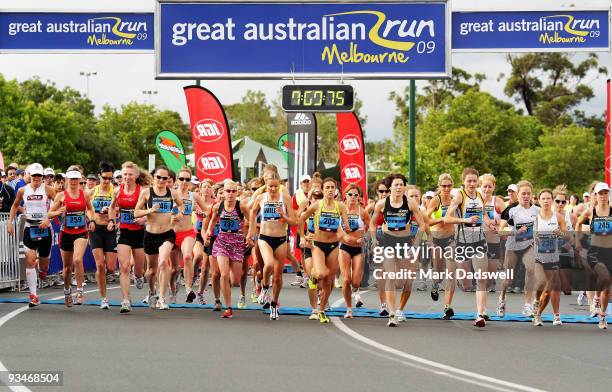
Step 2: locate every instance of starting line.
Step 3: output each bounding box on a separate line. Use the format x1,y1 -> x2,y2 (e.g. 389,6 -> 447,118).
0,298 -> 607,324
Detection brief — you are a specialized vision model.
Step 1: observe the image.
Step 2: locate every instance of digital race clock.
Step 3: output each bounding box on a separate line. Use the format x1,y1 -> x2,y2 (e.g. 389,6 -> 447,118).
282,85 -> 354,112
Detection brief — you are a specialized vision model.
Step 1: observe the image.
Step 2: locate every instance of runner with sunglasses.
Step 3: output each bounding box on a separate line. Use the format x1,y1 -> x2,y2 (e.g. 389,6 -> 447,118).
207,180 -> 250,318
247,177 -> 265,304
48,166 -> 96,307
7,163 -> 56,307
366,180 -> 391,317
479,174 -> 505,293
173,167 -> 208,303
203,185 -> 224,311
247,172 -> 297,320
425,174 -> 456,318
134,166 -> 184,310
87,161 -> 117,309
339,184 -> 370,318
108,162 -> 147,313
552,185 -> 576,294
300,178 -> 351,323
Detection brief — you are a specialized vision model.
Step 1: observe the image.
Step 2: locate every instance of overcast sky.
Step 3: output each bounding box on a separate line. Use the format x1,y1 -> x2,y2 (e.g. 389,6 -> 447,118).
0,0 -> 610,142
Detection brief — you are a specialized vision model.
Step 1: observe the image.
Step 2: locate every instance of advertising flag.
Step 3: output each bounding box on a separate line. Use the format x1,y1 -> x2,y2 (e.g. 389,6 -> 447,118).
336,112 -> 367,199
287,113 -> 317,194
155,130 -> 186,173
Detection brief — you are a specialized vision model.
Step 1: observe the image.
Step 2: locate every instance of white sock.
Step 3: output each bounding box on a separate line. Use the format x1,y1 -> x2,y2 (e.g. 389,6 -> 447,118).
26,268 -> 37,296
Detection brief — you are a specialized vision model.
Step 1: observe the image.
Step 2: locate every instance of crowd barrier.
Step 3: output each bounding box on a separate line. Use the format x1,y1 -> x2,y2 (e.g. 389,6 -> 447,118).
0,213 -> 20,290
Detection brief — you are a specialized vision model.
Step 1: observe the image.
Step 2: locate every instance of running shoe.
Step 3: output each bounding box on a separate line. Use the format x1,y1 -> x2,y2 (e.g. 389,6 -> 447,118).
64,291 -> 73,308
387,315 -> 397,327
474,315 -> 486,328
300,279 -> 308,289
497,299 -> 506,318
237,295 -> 247,309
344,309 -> 353,319
443,305 -> 454,320
511,286 -> 522,294
222,308 -> 233,319
100,298 -> 110,310
598,315 -> 608,330
379,303 -> 389,317
75,291 -> 84,305
157,297 -> 169,310
590,299 -> 601,318
257,290 -> 266,306
309,310 -> 319,320
197,293 -> 206,305
142,295 -> 149,304
120,300 -> 131,314
186,289 -> 196,303
291,275 -> 303,286
262,290 -> 271,309
396,310 -> 406,322
416,281 -> 427,291
482,311 -> 490,321
250,289 -> 258,303
487,284 -> 496,293
214,299 -> 222,311
553,314 -> 562,326
533,314 -> 543,326
148,292 -> 157,309
28,293 -> 40,308
522,303 -> 534,317
430,283 -> 439,301
270,305 -> 279,320
136,277 -> 144,290
318,311 -> 330,323
577,291 -> 588,306
354,292 -> 364,308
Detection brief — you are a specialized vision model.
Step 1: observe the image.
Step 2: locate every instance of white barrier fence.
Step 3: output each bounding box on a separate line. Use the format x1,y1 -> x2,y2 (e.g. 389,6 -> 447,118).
0,212 -> 20,290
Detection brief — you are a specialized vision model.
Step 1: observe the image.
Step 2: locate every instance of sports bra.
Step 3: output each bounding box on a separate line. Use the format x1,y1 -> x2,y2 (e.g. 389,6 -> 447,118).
383,195 -> 411,231
147,187 -> 174,213
62,189 -> 87,234
346,207 -> 365,232
314,200 -> 341,232
92,185 -> 113,214
590,207 -> 612,236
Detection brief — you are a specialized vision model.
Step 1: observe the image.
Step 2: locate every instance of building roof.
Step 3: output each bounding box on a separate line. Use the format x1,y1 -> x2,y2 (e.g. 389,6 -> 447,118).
233,136 -> 287,172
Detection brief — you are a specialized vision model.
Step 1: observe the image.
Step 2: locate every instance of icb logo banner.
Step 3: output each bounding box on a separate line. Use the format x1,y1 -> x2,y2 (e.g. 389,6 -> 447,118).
157,0 -> 450,79
453,10 -> 609,52
0,12 -> 153,51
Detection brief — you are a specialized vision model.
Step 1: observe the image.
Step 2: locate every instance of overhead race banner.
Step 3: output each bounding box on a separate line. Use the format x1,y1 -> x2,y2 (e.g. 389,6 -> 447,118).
157,0 -> 450,79
288,113 -> 317,194
184,86 -> 235,183
453,10 -> 609,52
336,112 -> 367,199
155,130 -> 186,173
0,12 -> 153,52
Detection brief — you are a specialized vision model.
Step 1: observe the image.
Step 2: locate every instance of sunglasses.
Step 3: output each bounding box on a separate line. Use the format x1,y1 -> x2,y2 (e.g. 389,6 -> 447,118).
79,181 -> 86,185
156,175 -> 168,181
554,200 -> 567,205
225,189 -> 237,193
101,176 -> 113,181
115,176 -> 122,180
31,174 -> 43,178
347,193 -> 359,197
440,184 -> 452,188
377,189 -> 389,194
177,177 -> 190,182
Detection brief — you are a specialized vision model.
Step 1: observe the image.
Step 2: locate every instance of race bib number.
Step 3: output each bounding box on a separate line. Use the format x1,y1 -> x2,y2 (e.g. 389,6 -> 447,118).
262,203 -> 281,221
348,216 -> 360,231
29,226 -> 48,240
464,208 -> 483,226
318,212 -> 340,232
219,217 -> 240,233
196,220 -> 203,231
593,218 -> 612,235
538,234 -> 556,254
485,206 -> 495,220
121,209 -> 135,224
409,221 -> 419,237
386,215 -> 407,231
65,212 -> 85,228
213,223 -> 220,237
153,198 -> 172,213
307,217 -> 315,233
515,222 -> 534,242
183,201 -> 193,215
93,198 -> 111,214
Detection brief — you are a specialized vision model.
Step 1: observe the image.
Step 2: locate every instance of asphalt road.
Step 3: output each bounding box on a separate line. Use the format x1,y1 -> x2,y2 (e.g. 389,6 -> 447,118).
0,277 -> 610,392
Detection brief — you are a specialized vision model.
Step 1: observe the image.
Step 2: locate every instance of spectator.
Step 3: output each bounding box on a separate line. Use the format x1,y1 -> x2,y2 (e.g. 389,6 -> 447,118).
85,174 -> 98,191
6,166 -> 17,184
0,170 -> 15,213
11,168 -> 27,192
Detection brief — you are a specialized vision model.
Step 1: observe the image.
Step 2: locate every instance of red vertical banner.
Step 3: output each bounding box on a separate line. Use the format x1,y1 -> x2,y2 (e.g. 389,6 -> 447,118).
606,79 -> 610,186
336,112 -> 367,199
184,86 -> 234,182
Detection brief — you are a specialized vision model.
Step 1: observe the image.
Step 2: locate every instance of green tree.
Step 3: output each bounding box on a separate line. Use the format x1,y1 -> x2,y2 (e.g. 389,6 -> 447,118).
225,90 -> 280,148
515,124 -> 603,192
97,102 -> 189,169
